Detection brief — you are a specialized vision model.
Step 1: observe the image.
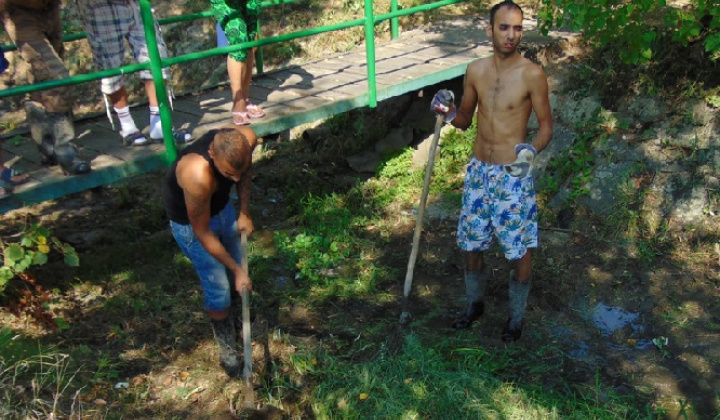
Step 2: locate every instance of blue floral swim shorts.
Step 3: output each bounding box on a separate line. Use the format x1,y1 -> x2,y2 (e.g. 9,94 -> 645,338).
456,157 -> 538,260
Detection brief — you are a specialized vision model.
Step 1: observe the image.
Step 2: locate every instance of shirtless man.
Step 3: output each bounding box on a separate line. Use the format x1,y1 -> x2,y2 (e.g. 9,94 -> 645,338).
161,125 -> 256,376
432,0 -> 553,342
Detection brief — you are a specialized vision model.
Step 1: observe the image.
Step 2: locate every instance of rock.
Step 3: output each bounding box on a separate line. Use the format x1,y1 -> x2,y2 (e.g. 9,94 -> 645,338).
557,94 -> 601,126
578,162 -> 636,216
667,175 -> 709,225
593,134 -> 646,163
412,124 -> 454,170
621,95 -> 667,125
528,92 -> 559,130
375,126 -> 413,154
401,97 -> 436,134
346,150 -> 381,173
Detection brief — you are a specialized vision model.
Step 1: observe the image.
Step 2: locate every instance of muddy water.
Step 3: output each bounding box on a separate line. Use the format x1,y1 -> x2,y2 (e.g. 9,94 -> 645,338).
592,302 -> 641,336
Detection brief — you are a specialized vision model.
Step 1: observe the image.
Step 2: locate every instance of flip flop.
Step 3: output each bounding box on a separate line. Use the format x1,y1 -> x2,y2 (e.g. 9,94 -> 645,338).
122,131 -> 149,147
246,101 -> 265,119
232,112 -> 251,126
1,167 -> 29,186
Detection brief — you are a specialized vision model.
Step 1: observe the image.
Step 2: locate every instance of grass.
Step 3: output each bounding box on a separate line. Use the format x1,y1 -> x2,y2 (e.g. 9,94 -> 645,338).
2,1 -> 719,418
0,115 -> 672,419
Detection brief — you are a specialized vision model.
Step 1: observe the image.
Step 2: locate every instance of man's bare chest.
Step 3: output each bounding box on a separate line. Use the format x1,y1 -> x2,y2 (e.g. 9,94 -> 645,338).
478,76 -> 530,113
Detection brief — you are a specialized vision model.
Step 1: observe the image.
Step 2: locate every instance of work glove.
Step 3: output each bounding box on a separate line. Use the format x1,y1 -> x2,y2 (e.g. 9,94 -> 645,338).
504,143 -> 537,178
431,89 -> 456,122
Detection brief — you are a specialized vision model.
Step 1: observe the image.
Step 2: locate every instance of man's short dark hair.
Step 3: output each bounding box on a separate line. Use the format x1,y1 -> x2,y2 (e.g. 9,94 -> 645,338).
489,0 -> 524,26
212,127 -> 251,170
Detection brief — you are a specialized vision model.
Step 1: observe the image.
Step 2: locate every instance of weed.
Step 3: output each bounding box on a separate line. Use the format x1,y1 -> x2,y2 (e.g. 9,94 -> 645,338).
537,120 -> 603,205
0,329 -> 78,419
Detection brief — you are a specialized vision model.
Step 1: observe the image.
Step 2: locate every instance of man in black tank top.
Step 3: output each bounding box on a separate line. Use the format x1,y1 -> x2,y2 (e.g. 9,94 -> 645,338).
161,125 -> 257,377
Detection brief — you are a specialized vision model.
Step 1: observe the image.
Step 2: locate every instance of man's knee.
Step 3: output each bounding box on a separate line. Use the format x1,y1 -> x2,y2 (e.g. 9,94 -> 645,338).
101,76 -> 125,96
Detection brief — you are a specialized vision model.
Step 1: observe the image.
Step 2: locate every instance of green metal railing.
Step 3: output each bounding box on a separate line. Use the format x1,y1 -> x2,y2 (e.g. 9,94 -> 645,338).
1,0 -> 464,162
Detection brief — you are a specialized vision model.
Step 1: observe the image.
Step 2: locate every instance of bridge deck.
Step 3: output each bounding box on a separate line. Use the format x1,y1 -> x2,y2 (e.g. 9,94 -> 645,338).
0,17 -> 555,213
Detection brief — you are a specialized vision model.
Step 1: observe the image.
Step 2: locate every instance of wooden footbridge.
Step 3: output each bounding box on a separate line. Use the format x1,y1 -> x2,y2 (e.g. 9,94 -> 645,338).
0,15 -> 558,214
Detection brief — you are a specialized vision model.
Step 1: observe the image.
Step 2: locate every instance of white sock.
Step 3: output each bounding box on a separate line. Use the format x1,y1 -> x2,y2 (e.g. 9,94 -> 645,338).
114,106 -> 139,138
149,106 -> 162,139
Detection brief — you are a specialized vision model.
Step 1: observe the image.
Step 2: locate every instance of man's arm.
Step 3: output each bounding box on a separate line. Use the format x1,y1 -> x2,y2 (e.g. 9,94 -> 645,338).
234,126 -> 258,235
235,164 -> 253,234
451,65 -> 479,131
527,65 -> 553,153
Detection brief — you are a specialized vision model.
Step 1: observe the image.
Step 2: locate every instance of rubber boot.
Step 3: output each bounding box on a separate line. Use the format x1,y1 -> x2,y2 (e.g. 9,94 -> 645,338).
502,271 -> 531,342
452,269 -> 487,329
210,316 -> 242,377
25,101 -> 91,176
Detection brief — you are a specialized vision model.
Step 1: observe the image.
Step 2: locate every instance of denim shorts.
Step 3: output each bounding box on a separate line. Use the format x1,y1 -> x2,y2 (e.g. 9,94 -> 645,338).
170,202 -> 242,311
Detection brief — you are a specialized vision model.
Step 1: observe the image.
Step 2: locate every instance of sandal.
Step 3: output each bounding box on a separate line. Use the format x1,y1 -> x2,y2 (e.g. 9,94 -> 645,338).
1,167 -> 29,186
245,101 -> 265,119
232,111 -> 251,126
122,131 -> 149,147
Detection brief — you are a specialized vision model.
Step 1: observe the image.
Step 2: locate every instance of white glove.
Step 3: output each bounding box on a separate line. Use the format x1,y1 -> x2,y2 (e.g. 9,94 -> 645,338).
504,144 -> 537,178
431,89 -> 456,122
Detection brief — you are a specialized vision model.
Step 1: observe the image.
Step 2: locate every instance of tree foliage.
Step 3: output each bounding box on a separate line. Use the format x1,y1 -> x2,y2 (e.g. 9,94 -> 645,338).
538,0 -> 720,64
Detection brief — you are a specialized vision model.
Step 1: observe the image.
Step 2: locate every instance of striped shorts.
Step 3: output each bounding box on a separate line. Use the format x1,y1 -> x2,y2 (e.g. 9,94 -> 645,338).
76,0 -> 170,94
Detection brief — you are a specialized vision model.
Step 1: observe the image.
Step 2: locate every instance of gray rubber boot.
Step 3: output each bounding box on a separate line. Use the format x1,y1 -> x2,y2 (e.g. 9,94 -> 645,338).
210,316 -> 242,377
452,269 -> 487,329
502,271 -> 531,342
25,101 -> 91,176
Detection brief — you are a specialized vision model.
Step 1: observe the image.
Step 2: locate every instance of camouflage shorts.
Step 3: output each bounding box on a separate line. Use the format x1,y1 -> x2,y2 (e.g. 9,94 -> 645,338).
1,2 -> 74,112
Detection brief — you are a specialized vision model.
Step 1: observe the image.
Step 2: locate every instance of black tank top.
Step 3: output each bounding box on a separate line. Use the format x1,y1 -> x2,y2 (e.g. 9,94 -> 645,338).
161,129 -> 235,224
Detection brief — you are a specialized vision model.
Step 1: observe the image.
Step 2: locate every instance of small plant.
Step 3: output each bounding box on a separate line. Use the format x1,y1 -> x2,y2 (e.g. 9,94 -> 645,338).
1,224 -> 79,293
1,223 -> 79,328
652,336 -> 670,358
0,328 -> 77,419
707,94 -> 720,108
540,120 -> 603,204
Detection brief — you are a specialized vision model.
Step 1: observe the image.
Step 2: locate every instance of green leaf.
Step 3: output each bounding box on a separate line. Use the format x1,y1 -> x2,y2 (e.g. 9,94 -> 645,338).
0,266 -> 14,282
705,33 -> 720,53
14,259 -> 30,273
640,48 -> 653,60
10,135 -> 24,147
32,252 -> 48,265
64,253 -> 80,267
4,244 -> 24,265
34,225 -> 50,237
54,317 -> 70,330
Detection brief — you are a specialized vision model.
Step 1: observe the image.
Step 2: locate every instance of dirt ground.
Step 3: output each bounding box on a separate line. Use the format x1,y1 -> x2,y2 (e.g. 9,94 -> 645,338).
1,4 -> 719,419
1,111 -> 718,419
